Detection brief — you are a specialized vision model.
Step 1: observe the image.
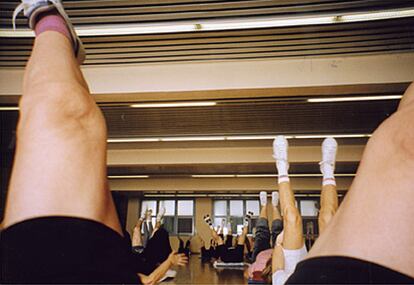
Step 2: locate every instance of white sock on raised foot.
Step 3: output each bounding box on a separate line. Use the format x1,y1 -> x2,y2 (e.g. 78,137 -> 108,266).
272,192 -> 279,207
320,137 -> 337,186
259,191 -> 267,206
157,202 -> 166,222
273,136 -> 290,183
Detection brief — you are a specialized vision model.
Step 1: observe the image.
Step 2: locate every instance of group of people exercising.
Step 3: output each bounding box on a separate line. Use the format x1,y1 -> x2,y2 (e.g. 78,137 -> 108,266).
1,0 -> 414,283
197,136 -> 338,284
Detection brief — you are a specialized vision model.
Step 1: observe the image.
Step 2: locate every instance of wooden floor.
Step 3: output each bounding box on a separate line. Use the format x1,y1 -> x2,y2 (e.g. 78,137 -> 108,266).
165,255 -> 248,285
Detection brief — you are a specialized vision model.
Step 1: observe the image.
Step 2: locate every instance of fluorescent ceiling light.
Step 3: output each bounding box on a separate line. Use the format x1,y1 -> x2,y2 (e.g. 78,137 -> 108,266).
0,106 -> 19,111
227,135 -> 295,140
107,134 -> 371,143
308,95 -> 402,103
130,101 -> 216,108
236,174 -> 277,178
294,134 -> 371,139
192,173 -> 355,178
108,175 -> 149,179
107,138 -> 160,143
2,8 -> 414,37
161,136 -> 226,142
192,174 -> 236,178
290,173 -> 355,177
228,135 -> 275,140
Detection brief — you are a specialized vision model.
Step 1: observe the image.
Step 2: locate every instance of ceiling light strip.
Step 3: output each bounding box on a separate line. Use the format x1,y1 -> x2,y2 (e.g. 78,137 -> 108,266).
0,107 -> 19,111
2,8 -> 414,37
108,175 -> 149,179
130,101 -> 216,108
161,136 -> 226,142
308,95 -> 402,103
107,173 -> 355,179
143,193 -> 343,198
193,174 -> 355,178
107,133 -> 371,143
107,138 -> 160,143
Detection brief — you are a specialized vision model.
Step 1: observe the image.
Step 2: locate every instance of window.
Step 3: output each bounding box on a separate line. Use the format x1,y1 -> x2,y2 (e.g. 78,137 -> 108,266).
299,200 -> 318,217
140,199 -> 194,235
213,199 -> 260,235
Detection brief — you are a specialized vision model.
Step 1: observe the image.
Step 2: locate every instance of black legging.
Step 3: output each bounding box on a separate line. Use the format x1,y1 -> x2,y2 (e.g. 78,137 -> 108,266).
131,228 -> 172,275
178,237 -> 190,257
216,244 -> 244,263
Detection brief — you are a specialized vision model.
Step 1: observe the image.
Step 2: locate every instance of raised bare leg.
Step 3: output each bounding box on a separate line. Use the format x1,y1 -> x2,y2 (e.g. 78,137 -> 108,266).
271,191 -> 283,246
305,83 -> 414,278
273,136 -> 304,250
132,219 -> 144,248
318,138 -> 339,234
153,201 -> 166,233
272,192 -> 282,221
237,213 -> 251,246
3,2 -> 121,234
259,191 -> 268,218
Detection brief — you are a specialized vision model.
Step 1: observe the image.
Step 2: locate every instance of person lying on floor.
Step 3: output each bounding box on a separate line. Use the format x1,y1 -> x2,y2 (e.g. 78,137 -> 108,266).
131,205 -> 188,285
203,213 -> 252,263
246,192 -> 283,283
197,233 -> 220,263
177,235 -> 191,257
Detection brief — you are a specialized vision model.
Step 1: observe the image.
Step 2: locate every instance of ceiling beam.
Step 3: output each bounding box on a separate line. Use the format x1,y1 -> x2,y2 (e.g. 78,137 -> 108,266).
1,52 -> 413,98
107,144 -> 364,166
108,177 -> 352,192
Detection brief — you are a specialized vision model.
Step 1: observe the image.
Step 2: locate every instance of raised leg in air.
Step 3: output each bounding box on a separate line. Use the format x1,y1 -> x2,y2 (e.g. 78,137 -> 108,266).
306,82 -> 414,278
318,137 -> 339,234
3,1 -> 121,234
273,136 -> 304,250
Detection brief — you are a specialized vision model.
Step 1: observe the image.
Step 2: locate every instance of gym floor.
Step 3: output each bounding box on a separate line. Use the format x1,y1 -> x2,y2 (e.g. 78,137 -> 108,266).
165,255 -> 247,285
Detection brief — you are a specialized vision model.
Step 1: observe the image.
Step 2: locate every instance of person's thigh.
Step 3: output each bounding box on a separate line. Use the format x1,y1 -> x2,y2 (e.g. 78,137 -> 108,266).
307,107 -> 414,277
4,91 -> 118,231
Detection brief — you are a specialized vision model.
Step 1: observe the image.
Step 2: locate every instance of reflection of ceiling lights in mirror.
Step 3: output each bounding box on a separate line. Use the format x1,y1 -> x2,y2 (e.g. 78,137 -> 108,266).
2,8 -> 414,37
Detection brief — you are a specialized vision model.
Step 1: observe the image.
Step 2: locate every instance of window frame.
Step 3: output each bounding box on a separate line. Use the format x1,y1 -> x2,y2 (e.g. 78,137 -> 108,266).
139,198 -> 195,236
212,198 -> 260,235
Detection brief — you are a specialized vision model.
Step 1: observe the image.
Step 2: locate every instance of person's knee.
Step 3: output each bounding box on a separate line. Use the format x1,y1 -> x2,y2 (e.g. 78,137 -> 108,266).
284,205 -> 301,227
318,208 -> 335,227
368,110 -> 414,162
18,82 -> 105,139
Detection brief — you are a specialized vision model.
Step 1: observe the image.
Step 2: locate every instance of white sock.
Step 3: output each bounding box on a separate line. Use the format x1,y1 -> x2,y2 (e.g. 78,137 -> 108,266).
276,161 -> 289,183
272,192 -> 279,207
323,178 -> 336,186
321,163 -> 336,186
259,191 -> 267,206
